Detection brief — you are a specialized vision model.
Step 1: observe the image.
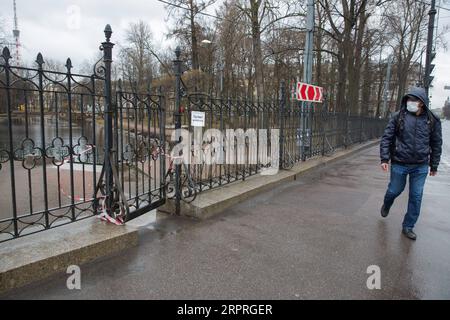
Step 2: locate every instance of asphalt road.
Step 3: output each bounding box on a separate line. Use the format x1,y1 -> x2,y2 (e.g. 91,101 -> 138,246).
2,121 -> 450,299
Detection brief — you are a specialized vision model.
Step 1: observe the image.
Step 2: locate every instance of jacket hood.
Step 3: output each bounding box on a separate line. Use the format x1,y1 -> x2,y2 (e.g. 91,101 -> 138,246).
401,86 -> 429,110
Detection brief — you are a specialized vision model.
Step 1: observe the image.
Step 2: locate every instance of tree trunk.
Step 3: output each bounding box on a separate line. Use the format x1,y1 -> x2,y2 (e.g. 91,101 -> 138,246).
250,0 -> 264,99
189,0 -> 199,70
336,53 -> 347,113
347,2 -> 367,115
375,59 -> 385,118
361,52 -> 371,116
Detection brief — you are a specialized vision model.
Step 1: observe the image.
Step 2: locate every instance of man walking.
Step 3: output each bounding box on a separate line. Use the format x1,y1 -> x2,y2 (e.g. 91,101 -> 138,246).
380,87 -> 442,240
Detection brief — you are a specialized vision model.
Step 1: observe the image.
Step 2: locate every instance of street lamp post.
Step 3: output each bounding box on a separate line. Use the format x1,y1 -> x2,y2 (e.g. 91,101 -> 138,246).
201,39 -> 224,96
301,0 -> 315,161
419,48 -> 424,86
418,46 -> 428,87
201,39 -> 213,94
425,0 -> 437,97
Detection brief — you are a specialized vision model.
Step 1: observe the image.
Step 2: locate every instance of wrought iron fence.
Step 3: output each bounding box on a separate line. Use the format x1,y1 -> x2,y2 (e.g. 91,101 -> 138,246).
0,25 -> 166,242
0,48 -> 107,242
172,74 -> 388,198
180,94 -> 282,192
115,86 -> 166,221
0,26 -> 388,242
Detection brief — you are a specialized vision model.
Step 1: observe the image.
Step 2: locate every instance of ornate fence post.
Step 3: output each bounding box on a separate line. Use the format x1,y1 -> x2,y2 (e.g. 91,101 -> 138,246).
279,81 -> 286,170
102,24 -> 115,216
173,47 -> 183,215
1,47 -> 19,236
158,86 -> 167,199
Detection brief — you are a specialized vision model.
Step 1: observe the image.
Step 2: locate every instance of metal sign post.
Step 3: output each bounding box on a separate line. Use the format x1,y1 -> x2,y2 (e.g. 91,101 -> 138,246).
301,0 -> 315,161
173,47 -> 183,216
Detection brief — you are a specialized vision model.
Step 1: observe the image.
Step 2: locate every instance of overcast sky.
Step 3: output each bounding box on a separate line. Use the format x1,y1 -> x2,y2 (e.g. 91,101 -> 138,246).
1,0 -> 450,108
0,0 -> 170,64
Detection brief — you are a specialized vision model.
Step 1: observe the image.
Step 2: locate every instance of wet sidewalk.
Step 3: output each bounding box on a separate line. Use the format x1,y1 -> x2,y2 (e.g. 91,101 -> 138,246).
2,122 -> 450,299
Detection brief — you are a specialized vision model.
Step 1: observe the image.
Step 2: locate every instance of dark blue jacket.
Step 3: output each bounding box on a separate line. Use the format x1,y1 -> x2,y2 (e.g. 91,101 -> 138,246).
380,87 -> 442,171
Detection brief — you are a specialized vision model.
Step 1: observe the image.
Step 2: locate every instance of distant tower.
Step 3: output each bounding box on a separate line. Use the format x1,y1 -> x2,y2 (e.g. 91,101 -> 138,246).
12,0 -> 21,65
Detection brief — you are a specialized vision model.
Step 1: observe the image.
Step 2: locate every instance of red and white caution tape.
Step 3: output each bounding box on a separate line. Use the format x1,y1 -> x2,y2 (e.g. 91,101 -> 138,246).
96,195 -> 125,226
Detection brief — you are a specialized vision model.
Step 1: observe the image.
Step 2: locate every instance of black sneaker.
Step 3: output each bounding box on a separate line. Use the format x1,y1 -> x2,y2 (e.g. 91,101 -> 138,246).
402,228 -> 417,240
381,204 -> 390,218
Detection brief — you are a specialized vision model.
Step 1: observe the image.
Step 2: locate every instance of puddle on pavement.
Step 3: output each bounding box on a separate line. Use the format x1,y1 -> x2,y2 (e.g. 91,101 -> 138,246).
125,210 -> 158,229
126,208 -> 198,238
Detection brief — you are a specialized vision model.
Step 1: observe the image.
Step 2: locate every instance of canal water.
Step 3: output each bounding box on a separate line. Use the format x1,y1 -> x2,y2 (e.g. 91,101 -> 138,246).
0,113 -> 164,238
0,115 -> 105,157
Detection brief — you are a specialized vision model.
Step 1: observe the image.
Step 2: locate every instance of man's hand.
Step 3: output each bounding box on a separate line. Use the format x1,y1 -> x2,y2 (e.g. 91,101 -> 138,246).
430,170 -> 437,177
381,163 -> 389,172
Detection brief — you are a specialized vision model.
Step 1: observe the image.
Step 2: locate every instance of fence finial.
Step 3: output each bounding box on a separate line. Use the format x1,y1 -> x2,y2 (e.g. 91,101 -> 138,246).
104,24 -> 113,42
66,58 -> 73,71
2,47 -> 12,62
36,52 -> 44,66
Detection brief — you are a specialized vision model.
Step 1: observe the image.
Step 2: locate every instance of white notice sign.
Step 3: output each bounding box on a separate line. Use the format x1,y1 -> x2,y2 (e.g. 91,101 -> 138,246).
191,111 -> 205,127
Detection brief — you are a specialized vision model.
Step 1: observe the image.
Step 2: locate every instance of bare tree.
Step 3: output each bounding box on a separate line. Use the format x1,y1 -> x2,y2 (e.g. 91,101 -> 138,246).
384,0 -> 428,109
318,0 -> 389,113
118,21 -> 155,91
235,0 -> 305,99
164,0 -> 218,70
215,0 -> 252,96
0,16 -> 9,47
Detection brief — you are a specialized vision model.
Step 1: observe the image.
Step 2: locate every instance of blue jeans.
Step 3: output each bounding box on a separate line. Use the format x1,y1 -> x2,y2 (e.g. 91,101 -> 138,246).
383,163 -> 428,230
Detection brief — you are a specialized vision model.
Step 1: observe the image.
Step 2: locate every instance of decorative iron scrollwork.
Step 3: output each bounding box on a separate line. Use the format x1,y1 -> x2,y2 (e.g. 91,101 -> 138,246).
150,138 -> 162,161
122,143 -> 135,164
0,149 -> 9,171
73,136 -> 94,164
14,139 -> 42,170
93,56 -> 106,79
122,140 -> 150,164
135,141 -> 149,163
46,137 -> 71,166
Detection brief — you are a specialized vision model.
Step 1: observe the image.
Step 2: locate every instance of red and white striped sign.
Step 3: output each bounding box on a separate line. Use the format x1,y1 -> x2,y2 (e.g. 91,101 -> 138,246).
296,82 -> 324,103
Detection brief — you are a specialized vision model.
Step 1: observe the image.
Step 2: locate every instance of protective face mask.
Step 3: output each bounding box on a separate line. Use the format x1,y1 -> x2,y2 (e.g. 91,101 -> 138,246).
406,101 -> 419,113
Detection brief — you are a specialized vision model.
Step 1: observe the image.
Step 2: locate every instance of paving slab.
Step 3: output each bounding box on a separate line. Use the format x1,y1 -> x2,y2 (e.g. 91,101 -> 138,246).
0,216 -> 138,294
159,140 -> 381,219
